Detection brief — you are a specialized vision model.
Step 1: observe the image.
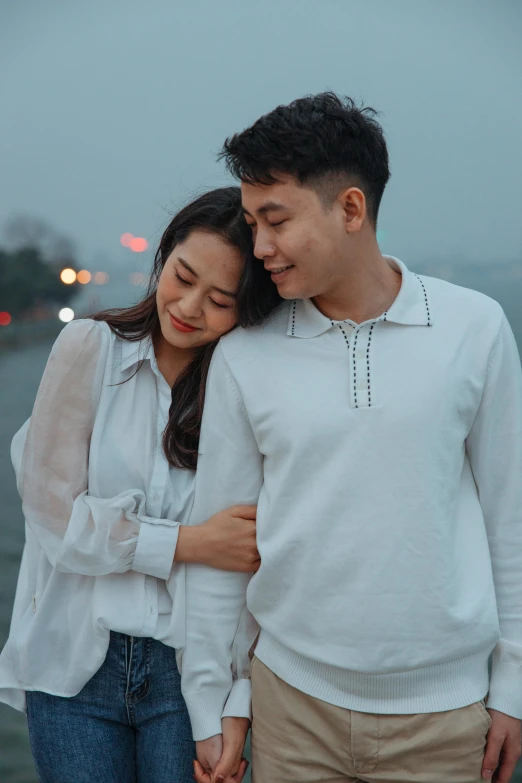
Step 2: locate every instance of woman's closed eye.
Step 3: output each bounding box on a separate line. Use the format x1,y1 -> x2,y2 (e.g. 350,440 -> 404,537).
209,299 -> 232,309
175,271 -> 192,285
176,272 -> 231,309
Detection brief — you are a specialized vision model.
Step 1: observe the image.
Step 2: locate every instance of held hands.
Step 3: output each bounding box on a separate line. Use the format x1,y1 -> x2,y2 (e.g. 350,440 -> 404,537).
194,732 -> 222,783
194,718 -> 251,783
177,505 -> 260,572
481,710 -> 521,782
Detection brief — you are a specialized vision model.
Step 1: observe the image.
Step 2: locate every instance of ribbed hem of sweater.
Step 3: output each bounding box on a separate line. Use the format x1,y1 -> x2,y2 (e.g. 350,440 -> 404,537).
255,631 -> 490,714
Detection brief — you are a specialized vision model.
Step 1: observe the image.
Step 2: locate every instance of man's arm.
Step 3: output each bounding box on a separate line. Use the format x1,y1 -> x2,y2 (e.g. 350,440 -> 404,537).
181,342 -> 263,742
467,312 -> 522,718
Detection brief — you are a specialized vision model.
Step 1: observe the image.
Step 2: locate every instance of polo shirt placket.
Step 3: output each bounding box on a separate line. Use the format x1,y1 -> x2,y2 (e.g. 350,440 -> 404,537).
287,258 -> 433,411
329,318 -> 384,409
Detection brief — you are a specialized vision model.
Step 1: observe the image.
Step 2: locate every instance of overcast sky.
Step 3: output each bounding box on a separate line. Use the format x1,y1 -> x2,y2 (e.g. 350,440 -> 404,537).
1,0 -> 521,269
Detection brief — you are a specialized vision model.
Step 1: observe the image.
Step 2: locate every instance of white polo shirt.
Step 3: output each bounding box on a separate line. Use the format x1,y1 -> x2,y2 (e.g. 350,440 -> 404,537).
181,257 -> 522,741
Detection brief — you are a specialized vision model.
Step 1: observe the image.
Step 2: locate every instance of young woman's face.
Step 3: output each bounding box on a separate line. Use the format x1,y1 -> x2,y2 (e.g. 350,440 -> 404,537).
156,229 -> 243,349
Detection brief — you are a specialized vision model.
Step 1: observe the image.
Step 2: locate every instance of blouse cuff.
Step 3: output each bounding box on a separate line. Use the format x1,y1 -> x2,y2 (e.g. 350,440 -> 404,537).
221,678 -> 252,721
133,519 -> 180,580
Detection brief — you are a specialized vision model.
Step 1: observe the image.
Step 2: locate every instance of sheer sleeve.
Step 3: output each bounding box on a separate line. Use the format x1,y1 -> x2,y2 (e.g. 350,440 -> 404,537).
19,320 -> 179,579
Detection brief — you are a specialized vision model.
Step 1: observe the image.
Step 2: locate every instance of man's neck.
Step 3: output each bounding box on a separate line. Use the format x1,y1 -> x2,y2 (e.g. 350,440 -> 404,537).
312,247 -> 402,324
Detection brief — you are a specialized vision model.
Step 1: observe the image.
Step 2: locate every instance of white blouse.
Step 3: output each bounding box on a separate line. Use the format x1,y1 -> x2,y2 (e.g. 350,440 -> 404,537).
0,319 -> 195,712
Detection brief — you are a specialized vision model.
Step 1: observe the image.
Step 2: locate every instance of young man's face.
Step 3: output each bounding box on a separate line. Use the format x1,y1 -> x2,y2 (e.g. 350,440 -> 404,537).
242,174 -> 349,300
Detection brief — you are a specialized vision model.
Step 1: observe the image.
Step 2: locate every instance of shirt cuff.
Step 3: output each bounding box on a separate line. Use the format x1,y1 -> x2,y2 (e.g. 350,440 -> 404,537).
132,519 -> 180,580
222,678 -> 252,721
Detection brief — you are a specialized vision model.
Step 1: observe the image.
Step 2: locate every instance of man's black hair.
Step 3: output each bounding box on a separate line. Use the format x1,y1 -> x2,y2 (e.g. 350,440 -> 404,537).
219,92 -> 390,226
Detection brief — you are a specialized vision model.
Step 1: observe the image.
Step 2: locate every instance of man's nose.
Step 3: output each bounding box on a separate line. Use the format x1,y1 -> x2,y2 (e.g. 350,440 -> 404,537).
253,229 -> 276,260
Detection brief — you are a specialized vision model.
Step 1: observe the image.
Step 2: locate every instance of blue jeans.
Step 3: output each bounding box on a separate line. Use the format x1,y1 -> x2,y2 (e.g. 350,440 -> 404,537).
26,632 -> 195,782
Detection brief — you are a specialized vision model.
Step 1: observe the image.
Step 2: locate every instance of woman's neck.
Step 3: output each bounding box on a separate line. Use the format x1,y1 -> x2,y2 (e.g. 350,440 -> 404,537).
153,332 -> 197,388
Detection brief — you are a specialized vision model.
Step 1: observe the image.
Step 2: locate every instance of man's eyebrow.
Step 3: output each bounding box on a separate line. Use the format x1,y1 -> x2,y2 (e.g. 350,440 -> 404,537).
177,257 -> 237,298
242,201 -> 287,217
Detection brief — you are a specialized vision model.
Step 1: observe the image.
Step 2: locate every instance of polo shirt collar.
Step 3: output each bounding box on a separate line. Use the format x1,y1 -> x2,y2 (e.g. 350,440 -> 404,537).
287,256 -> 432,338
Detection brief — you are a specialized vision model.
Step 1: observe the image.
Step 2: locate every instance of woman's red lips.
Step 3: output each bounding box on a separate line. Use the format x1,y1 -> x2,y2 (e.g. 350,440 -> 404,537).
169,313 -> 198,333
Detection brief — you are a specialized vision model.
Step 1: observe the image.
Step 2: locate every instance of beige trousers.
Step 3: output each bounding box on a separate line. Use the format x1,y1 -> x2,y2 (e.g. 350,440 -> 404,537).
251,657 -> 491,783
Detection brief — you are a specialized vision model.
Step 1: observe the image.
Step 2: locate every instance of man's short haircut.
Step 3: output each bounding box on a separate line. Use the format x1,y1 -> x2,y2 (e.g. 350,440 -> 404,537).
219,92 -> 390,226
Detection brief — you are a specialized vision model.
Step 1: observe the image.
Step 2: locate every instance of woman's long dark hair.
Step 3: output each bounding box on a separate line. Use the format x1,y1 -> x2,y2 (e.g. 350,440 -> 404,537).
92,187 -> 281,470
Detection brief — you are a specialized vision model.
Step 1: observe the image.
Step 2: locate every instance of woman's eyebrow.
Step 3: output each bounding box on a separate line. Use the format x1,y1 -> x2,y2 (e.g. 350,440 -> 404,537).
178,257 -> 198,277
177,257 -> 237,298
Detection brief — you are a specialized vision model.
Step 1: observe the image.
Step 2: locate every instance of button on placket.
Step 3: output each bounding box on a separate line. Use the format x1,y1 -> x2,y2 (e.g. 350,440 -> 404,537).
149,429 -> 168,513
148,383 -> 169,516
143,576 -> 157,637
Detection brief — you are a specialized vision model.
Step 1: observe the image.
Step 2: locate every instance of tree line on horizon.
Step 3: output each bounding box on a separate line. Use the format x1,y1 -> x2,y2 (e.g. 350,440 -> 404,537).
0,216 -> 78,321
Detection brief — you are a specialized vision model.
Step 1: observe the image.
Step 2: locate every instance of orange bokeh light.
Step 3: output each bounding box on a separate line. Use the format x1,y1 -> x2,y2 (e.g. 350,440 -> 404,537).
77,270 -> 92,284
93,271 -> 109,285
60,268 -> 77,284
0,311 -> 12,326
120,233 -> 134,248
129,237 -> 148,253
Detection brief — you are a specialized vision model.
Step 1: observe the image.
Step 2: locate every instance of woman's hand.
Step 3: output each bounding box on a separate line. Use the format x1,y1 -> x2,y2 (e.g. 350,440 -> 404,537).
175,505 -> 260,572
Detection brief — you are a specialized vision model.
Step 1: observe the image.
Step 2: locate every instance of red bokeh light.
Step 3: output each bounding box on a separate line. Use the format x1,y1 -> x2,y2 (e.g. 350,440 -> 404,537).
0,312 -> 12,326
120,233 -> 134,248
129,237 -> 148,253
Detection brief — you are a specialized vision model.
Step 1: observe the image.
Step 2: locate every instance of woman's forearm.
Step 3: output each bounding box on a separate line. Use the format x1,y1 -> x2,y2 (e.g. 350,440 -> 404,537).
174,525 -> 204,564
174,508 -> 259,572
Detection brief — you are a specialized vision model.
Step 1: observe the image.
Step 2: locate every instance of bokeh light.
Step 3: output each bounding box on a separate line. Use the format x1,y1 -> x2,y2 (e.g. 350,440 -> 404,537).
77,269 -> 92,284
120,232 -> 134,248
93,271 -> 109,285
60,268 -> 77,284
129,237 -> 148,253
58,308 -> 74,323
0,312 -> 12,326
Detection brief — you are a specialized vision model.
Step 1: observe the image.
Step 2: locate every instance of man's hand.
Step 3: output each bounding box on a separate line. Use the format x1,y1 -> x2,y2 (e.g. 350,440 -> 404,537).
213,717 -> 251,782
193,721 -> 250,783
482,709 -> 522,782
194,734 -> 223,783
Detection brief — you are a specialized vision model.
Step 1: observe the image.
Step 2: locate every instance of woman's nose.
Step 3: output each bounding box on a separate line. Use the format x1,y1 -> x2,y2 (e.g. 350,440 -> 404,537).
178,290 -> 203,318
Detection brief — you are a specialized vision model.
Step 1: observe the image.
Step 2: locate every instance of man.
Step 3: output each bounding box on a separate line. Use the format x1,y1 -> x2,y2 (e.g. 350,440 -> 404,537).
182,93 -> 522,783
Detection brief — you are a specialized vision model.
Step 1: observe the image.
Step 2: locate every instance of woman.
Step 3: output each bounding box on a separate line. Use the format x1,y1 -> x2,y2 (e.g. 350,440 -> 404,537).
0,188 -> 281,782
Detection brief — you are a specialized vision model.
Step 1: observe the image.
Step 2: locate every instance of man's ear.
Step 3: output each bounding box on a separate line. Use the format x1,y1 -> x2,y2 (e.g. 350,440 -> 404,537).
338,186 -> 366,233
